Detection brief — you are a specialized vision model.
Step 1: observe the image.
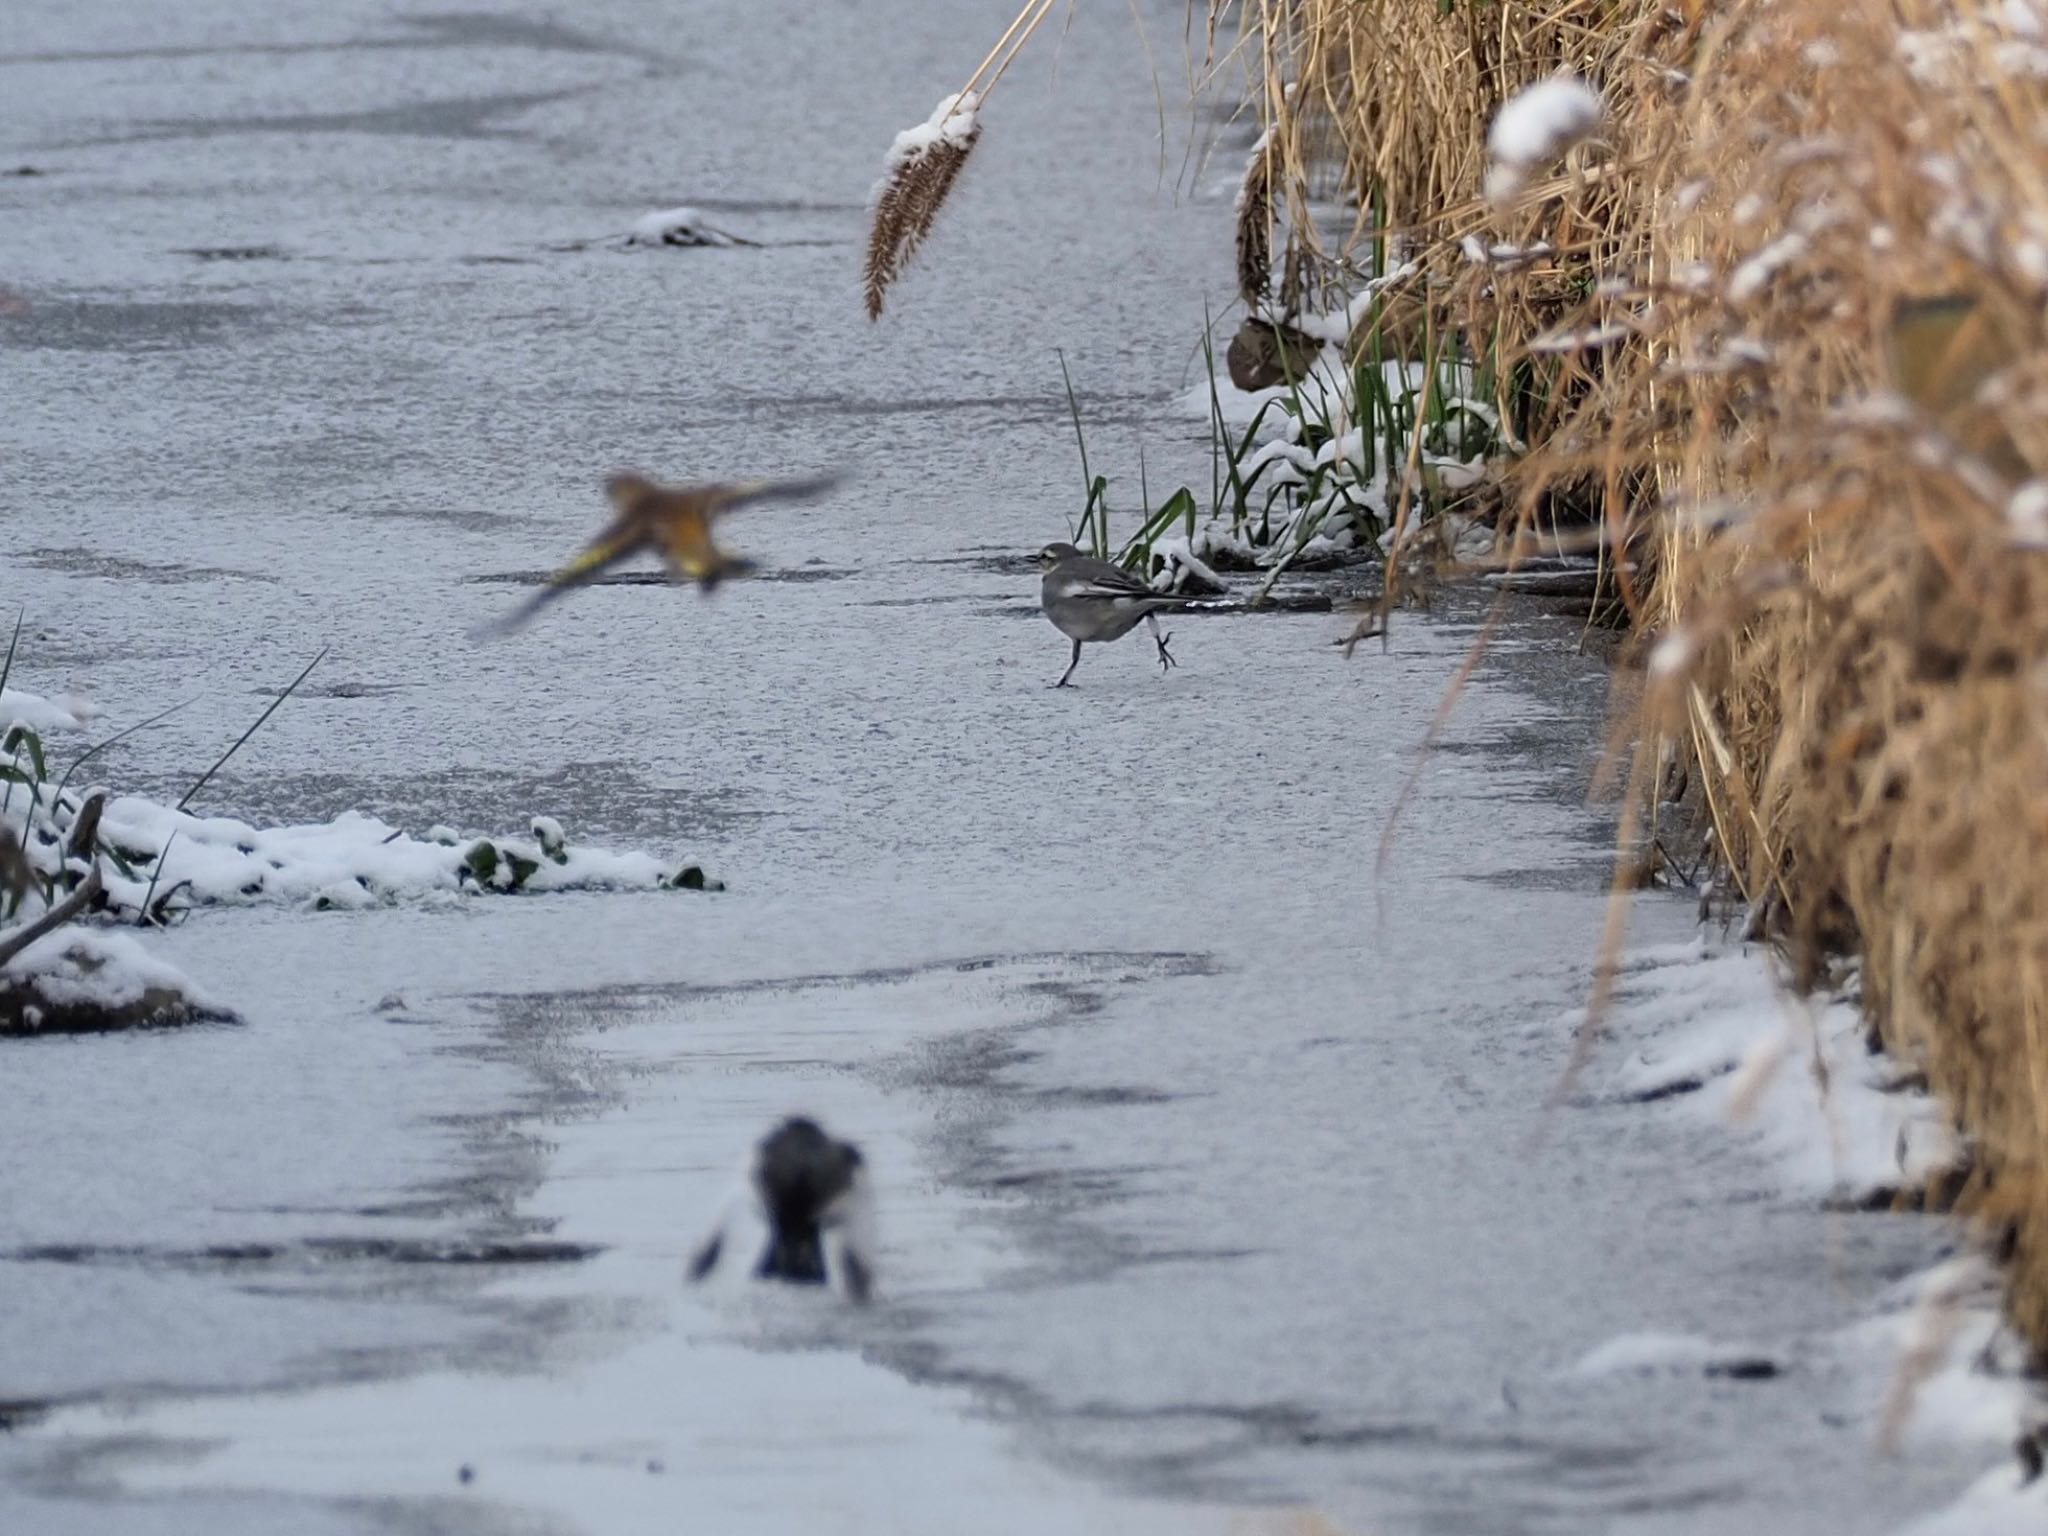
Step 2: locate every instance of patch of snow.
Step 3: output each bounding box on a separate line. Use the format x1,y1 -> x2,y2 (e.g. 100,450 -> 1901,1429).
1144,537 -> 1228,595
3,925 -> 214,1015
1569,1330 -> 1774,1379
2007,482 -> 2048,546
1484,75 -> 1604,205
1,686 -> 88,734
1610,943 -> 1959,1200
88,798 -> 686,914
6,768 -> 707,921
624,207 -> 743,248
1901,1463 -> 2048,1534
1606,934 -> 2047,1531
874,91 -> 980,196
1527,321 -> 1630,354
1647,629 -> 1693,678
1727,233 -> 1809,304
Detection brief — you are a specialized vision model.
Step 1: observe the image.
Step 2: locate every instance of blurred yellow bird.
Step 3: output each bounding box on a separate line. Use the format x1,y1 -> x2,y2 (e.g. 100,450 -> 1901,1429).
478,471 -> 841,636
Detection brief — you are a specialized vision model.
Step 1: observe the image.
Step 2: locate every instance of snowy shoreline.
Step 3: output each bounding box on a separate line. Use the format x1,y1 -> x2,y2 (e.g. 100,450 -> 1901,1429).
1600,933 -> 2047,1532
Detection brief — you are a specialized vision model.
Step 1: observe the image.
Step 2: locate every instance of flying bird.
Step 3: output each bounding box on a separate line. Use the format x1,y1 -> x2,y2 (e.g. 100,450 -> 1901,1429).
476,471 -> 841,637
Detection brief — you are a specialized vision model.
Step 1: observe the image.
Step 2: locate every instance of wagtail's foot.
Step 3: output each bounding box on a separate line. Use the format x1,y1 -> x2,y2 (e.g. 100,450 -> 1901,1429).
1155,632 -> 1177,672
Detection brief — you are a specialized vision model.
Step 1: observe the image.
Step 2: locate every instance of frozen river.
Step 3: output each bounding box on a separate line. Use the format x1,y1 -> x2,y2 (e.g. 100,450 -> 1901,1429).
0,2 -> 1998,1532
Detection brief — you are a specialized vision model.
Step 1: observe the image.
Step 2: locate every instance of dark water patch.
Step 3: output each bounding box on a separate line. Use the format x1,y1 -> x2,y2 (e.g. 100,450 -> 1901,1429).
688,390 -> 1159,427
602,197 -> 867,216
117,761 -> 757,852
1701,1357 -> 1780,1380
3,1238 -> 602,1269
343,502 -> 547,535
471,950 -> 1219,1014
0,1396 -> 70,1431
0,11 -> 639,68
910,548 -> 1040,574
979,596 -> 1335,622
0,299 -> 272,354
1461,852 -> 1616,897
1025,1084 -> 1182,1109
253,679 -> 407,700
470,564 -> 855,588
175,245 -> 290,263
856,591 -> 1014,609
57,88 -> 589,150
1617,1073 -> 1715,1105
18,546 -> 274,585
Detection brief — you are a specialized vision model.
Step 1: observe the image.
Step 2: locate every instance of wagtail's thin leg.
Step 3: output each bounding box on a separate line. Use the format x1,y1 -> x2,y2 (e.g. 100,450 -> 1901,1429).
1054,639 -> 1083,688
1147,612 -> 1176,672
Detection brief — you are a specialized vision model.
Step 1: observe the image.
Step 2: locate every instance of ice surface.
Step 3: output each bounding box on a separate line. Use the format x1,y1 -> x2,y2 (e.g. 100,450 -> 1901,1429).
0,0 -> 2026,1532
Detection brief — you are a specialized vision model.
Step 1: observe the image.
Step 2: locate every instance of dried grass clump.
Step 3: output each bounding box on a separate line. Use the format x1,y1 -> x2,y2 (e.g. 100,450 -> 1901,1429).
1202,0 -> 1695,563
1521,0 -> 2048,1357
1219,0 -> 2048,1354
1202,0 -> 1675,293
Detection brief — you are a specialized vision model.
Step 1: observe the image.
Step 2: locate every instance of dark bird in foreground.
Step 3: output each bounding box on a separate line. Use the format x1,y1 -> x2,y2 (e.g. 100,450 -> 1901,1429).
687,1116 -> 876,1302
1036,541 -> 1210,687
476,471 -> 841,637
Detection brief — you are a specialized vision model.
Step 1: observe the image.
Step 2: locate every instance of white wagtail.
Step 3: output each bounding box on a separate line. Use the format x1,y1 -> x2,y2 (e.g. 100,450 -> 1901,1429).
1036,542 -> 1208,687
687,1116 -> 876,1302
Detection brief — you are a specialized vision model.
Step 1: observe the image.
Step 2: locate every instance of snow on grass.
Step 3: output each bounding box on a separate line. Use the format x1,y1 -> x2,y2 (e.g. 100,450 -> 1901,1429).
83,800 -> 713,916
1168,314 -> 1501,572
3,680 -> 718,1028
1609,939 -> 1959,1200
1,925 -> 226,1034
2,687 -> 92,734
2,685 -> 719,921
875,91 -> 981,188
1485,74 -> 1604,207
1601,932 -> 2047,1529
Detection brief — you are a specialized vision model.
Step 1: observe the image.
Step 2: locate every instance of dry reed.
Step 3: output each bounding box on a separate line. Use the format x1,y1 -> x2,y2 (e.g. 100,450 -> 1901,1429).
1208,0 -> 2048,1359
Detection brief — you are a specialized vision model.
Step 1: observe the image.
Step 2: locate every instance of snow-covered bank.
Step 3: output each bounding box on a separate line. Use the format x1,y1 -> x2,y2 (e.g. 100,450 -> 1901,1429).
3,681 -> 719,1030
1602,936 -> 2047,1531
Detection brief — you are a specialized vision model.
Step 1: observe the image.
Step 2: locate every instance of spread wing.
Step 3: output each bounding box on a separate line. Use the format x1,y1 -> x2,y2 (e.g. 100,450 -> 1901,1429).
707,472 -> 845,519
472,516 -> 647,638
